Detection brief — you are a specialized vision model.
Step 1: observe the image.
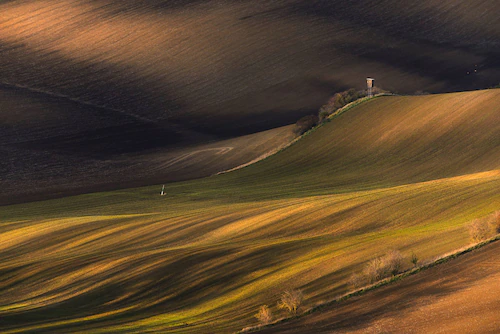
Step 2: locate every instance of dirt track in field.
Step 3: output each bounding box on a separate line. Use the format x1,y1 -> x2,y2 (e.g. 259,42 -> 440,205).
260,241 -> 500,334
154,147 -> 234,170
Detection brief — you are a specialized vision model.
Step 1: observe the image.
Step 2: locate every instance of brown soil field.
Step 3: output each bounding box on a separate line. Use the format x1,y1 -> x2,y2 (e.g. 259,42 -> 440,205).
1,0 -> 499,136
259,241 -> 500,334
0,85 -> 295,205
2,0 -> 499,204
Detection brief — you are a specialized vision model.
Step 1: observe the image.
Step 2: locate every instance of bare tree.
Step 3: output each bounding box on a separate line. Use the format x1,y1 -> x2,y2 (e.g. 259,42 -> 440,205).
410,252 -> 419,267
468,218 -> 494,242
363,250 -> 405,283
277,290 -> 304,315
348,273 -> 365,289
255,305 -> 273,325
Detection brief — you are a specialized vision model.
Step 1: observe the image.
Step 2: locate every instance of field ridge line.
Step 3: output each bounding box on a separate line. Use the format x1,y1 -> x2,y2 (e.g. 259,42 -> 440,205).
238,234 -> 500,333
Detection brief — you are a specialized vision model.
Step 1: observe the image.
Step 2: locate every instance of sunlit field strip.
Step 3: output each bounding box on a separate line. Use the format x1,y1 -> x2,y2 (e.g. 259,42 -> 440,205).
1,171 -> 499,333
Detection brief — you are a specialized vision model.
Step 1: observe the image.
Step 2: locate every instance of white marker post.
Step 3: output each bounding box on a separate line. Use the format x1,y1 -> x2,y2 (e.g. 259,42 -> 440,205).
161,185 -> 165,196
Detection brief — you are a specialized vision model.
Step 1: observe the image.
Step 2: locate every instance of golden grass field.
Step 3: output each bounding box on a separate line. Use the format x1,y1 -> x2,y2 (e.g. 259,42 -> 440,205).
1,89 -> 499,333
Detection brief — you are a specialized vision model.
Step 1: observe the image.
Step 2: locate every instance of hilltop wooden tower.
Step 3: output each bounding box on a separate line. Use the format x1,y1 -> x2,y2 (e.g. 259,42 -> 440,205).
366,78 -> 374,97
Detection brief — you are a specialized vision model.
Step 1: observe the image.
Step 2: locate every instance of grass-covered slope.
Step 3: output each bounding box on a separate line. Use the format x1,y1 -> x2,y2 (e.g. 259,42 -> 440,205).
1,90 -> 499,333
197,89 -> 500,198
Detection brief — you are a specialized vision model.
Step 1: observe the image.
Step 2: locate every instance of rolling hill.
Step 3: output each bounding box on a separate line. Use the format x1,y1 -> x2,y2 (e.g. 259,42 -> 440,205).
1,89 -> 499,333
0,84 -> 295,205
2,0 -> 499,203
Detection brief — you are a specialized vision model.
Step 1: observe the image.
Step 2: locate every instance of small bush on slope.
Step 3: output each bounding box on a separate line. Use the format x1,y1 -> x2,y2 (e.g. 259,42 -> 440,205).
277,290 -> 304,315
468,212 -> 500,242
363,250 -> 405,283
411,252 -> 419,267
294,115 -> 319,135
255,305 -> 273,325
348,273 -> 365,289
318,88 -> 369,121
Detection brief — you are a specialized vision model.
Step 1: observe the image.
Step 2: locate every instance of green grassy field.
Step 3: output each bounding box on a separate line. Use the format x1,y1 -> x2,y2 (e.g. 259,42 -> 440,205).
1,89 -> 499,333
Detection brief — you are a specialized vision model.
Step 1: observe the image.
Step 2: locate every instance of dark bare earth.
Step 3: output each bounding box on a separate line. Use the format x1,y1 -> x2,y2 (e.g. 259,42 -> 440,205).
0,83 -> 294,205
1,0 -> 499,203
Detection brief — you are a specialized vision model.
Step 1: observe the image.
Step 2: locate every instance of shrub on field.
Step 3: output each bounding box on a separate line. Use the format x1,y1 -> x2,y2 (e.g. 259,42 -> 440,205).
467,212 -> 500,242
468,219 -> 485,242
277,290 -> 303,315
348,273 -> 365,289
410,252 -> 419,267
385,250 -> 404,275
363,250 -> 404,283
318,88 -> 366,120
294,115 -> 319,135
255,305 -> 273,325
363,257 -> 385,283
318,110 -> 331,122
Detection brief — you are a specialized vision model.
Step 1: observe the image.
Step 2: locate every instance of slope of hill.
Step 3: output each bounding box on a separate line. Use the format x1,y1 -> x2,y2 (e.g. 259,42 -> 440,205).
2,0 -> 499,204
196,88 -> 500,198
0,90 -> 499,333
259,240 -> 500,334
0,84 -> 295,205
1,0 -> 499,136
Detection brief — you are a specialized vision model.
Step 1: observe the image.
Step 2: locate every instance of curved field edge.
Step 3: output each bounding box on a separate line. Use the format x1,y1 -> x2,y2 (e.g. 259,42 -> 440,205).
220,93 -> 394,175
0,81 -> 297,204
241,232 -> 500,333
0,90 -> 499,333
193,89 -> 500,202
